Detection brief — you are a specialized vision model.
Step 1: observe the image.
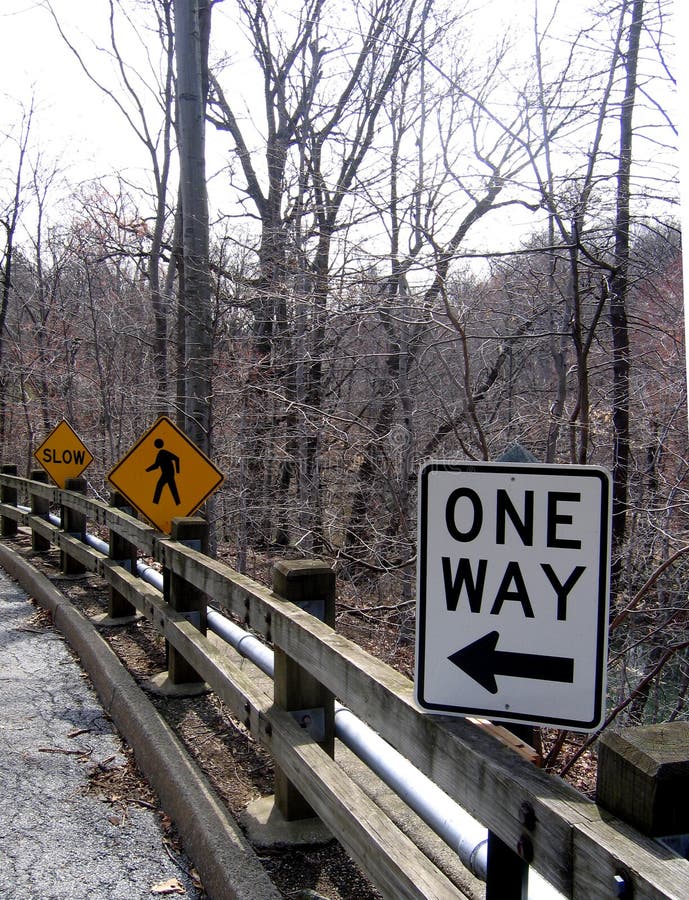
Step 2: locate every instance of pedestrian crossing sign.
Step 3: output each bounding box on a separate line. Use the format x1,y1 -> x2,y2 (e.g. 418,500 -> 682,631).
107,416 -> 224,534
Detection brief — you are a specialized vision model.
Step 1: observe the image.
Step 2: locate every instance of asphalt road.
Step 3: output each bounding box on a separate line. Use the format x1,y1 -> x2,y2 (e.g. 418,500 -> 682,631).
0,569 -> 202,900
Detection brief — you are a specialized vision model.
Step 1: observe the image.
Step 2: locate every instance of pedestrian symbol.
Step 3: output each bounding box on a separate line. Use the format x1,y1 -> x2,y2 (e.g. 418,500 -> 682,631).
108,417 -> 224,534
147,439 -> 181,505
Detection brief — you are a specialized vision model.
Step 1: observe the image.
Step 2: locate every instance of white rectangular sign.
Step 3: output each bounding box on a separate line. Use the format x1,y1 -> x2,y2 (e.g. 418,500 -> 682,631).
415,461 -> 611,731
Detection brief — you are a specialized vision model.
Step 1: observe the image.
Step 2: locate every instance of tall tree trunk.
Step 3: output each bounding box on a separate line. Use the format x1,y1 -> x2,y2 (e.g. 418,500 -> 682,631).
610,0 -> 643,553
0,103 -> 32,453
173,0 -> 213,452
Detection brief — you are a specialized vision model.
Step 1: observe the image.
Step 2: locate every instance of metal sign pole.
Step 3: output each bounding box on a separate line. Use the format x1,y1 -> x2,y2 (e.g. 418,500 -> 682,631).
485,447 -> 536,900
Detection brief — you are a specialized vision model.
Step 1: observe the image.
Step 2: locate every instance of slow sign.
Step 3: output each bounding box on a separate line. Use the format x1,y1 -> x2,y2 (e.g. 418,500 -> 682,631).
33,420 -> 94,488
415,460 -> 611,731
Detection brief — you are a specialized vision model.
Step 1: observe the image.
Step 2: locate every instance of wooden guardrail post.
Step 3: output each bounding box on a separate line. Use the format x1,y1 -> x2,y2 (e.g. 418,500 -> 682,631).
105,491 -> 138,621
29,469 -> 51,552
1,464 -> 18,536
597,722 -> 689,843
272,559 -> 336,821
162,516 -> 208,689
61,477 -> 86,575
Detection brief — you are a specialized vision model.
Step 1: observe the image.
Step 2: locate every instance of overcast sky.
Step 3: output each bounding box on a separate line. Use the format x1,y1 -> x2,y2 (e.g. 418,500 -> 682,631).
4,1 -> 658,179
1,0 -> 684,252
1,1 -> 124,177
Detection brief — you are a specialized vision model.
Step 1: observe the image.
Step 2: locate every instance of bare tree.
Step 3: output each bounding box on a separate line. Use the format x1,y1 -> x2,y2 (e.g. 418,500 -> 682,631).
608,0 -> 644,552
207,0 -> 435,549
0,99 -> 34,450
47,0 -> 177,415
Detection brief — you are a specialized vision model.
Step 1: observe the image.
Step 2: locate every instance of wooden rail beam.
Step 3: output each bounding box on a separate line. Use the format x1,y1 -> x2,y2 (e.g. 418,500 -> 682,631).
108,561 -> 467,899
0,503 -> 26,526
151,538 -> 689,896
59,491 -> 158,556
56,532 -> 103,574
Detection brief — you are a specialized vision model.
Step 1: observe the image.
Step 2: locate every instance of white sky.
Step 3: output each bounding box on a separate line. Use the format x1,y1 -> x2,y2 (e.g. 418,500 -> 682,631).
1,1 -> 135,179
0,0 -> 683,245
2,1 -> 659,179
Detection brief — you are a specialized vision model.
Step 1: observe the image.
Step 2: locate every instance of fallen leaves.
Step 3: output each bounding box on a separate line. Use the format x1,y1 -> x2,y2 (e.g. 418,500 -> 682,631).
151,877 -> 186,895
25,605 -> 54,628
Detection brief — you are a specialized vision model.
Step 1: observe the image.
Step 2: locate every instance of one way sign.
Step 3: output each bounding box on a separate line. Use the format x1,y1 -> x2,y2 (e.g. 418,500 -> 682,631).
415,460 -> 611,731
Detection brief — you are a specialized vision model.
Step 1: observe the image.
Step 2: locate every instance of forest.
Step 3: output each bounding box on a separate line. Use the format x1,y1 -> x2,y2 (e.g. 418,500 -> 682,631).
0,0 -> 685,754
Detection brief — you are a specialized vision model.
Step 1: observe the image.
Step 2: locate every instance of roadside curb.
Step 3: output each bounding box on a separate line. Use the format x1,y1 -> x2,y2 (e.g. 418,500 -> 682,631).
0,543 -> 280,900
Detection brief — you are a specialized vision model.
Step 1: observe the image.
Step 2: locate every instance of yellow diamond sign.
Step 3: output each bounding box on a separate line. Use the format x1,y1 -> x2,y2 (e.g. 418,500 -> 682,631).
107,416 -> 224,534
34,420 -> 94,488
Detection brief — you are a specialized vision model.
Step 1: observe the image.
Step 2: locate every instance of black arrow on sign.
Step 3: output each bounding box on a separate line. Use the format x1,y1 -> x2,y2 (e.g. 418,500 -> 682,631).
448,630 -> 575,695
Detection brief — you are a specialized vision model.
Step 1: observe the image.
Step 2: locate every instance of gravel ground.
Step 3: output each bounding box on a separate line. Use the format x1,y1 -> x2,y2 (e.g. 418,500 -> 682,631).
2,538 -> 386,899
0,568 -> 204,900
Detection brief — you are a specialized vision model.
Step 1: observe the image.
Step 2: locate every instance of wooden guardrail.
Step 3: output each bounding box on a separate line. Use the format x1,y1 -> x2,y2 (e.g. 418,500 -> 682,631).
1,470 -> 688,899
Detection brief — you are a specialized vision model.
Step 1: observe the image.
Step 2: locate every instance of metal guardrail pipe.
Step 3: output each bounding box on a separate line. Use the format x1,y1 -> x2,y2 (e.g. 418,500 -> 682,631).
84,530 -> 107,555
206,608 -> 275,679
205,607 -> 564,897
333,702 -> 490,880
205,606 -> 490,879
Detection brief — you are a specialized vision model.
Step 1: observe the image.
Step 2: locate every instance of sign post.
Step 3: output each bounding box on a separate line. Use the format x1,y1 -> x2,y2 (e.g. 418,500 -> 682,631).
415,460 -> 611,732
107,416 -> 224,535
33,420 -> 93,488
